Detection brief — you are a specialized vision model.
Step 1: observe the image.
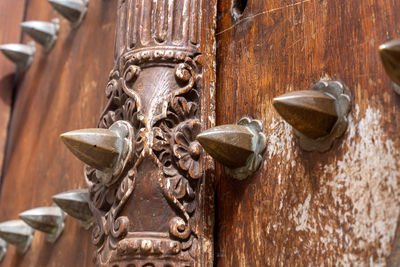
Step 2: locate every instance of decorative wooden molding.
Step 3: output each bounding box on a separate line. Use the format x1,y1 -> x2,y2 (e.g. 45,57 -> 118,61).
85,1 -> 216,266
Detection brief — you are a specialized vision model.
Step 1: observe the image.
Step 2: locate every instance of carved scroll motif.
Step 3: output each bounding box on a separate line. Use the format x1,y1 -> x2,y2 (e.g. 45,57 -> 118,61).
86,1 -> 216,266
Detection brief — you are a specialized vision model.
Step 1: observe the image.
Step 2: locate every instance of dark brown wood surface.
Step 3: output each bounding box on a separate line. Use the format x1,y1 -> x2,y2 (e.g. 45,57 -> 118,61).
0,0 -> 117,266
0,0 -> 26,181
215,0 -> 400,266
1,0 -> 400,266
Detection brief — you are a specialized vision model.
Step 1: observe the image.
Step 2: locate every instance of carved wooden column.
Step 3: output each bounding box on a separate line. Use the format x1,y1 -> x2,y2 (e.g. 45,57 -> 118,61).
86,1 -> 216,266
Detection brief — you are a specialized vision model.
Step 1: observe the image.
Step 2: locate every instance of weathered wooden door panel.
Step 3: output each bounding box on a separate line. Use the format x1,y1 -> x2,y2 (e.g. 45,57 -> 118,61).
215,0 -> 400,266
0,0 -> 400,266
0,0 -> 26,179
0,0 -> 117,266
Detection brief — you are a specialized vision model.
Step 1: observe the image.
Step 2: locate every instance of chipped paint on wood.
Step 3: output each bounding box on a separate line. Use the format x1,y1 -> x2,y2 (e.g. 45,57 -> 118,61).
221,104 -> 400,266
215,0 -> 400,265
284,105 -> 400,266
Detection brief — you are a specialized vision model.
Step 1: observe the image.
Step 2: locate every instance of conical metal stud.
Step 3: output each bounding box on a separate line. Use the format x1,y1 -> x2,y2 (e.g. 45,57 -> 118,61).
0,220 -> 34,254
273,80 -> 351,152
197,117 -> 266,180
197,125 -> 253,168
61,128 -> 122,171
0,238 -> 7,261
379,40 -> 400,94
60,120 -> 133,185
273,90 -> 338,139
0,42 -> 35,70
49,0 -> 88,28
53,189 -> 93,229
21,19 -> 59,51
19,206 -> 64,243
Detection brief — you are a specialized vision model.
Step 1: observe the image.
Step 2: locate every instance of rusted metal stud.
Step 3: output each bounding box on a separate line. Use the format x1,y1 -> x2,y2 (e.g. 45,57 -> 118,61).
273,80 -> 351,152
0,42 -> 35,70
0,238 -> 7,261
52,189 -> 93,229
60,120 -> 133,185
197,117 -> 266,180
20,19 -> 59,51
0,220 -> 34,254
19,206 -> 64,243
379,40 -> 400,94
48,0 -> 88,28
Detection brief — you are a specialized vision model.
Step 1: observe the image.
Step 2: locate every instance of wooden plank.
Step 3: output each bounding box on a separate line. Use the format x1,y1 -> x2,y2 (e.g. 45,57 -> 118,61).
215,0 -> 400,266
0,0 -> 117,266
0,0 -> 26,182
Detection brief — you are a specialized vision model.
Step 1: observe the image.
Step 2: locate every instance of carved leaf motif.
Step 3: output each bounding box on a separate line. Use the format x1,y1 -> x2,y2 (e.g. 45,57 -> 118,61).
121,98 -> 138,128
164,97 -> 198,127
134,131 -> 145,157
167,176 -> 188,199
153,126 -> 170,152
116,177 -> 132,202
100,110 -> 121,129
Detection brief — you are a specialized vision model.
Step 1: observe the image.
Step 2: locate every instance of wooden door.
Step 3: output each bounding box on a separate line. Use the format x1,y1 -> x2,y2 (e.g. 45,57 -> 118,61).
0,0 -> 117,266
215,0 -> 400,266
0,0 -> 400,266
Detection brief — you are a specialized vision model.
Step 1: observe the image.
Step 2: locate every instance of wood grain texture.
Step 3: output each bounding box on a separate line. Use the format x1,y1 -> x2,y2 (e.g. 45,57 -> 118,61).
0,0 -> 117,266
215,0 -> 400,266
0,0 -> 26,181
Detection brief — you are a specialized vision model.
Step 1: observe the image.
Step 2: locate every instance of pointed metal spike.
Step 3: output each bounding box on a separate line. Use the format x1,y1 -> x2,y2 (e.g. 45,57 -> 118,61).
53,189 -> 93,229
19,206 -> 64,243
272,90 -> 338,139
379,40 -> 400,87
20,19 -> 59,51
197,125 -> 254,168
0,42 -> 35,70
60,128 -> 124,172
48,0 -> 88,28
0,220 -> 34,253
0,238 -> 7,261
197,117 -> 266,180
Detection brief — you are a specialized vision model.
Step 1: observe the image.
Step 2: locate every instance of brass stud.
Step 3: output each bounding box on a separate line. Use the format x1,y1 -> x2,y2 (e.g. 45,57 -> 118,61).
48,0 -> 88,28
52,189 -> 93,229
379,40 -> 400,94
61,128 -> 122,171
19,206 -> 64,243
197,125 -> 254,168
197,117 -> 266,180
60,120 -> 133,185
0,220 -> 34,254
0,42 -> 35,70
273,80 -> 351,152
273,90 -> 338,139
20,19 -> 59,51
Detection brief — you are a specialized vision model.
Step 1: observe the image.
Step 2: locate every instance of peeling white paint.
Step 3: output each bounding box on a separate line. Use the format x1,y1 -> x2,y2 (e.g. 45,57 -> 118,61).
286,105 -> 400,266
291,194 -> 312,232
325,106 -> 400,266
267,117 -> 297,161
265,105 -> 400,265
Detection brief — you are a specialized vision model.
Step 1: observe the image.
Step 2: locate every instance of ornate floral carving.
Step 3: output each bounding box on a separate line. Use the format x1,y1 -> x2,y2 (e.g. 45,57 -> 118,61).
82,0 -> 216,265
86,55 -> 203,265
173,119 -> 202,180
